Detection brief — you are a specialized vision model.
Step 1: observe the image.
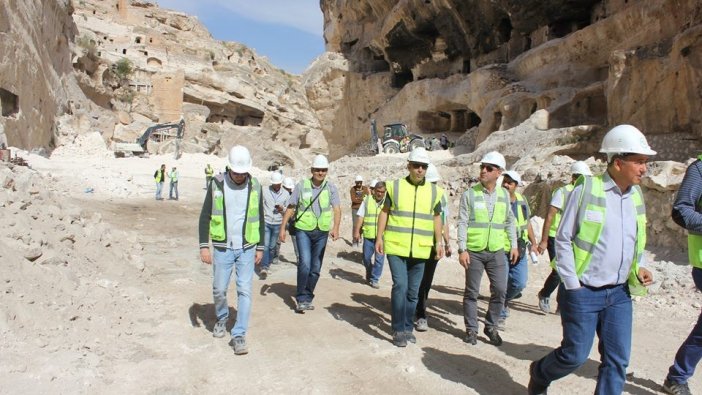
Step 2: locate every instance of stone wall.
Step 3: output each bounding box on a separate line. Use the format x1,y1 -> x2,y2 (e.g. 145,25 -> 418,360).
151,71 -> 184,123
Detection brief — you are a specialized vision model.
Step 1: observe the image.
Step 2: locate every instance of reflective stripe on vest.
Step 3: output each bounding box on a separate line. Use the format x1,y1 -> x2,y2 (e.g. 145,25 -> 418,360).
209,176 -> 262,244
504,192 -> 530,251
295,179 -> 331,231
169,172 -> 177,182
570,175 -> 648,296
155,170 -> 163,183
549,184 -> 575,237
362,194 -> 384,239
383,178 -> 443,259
466,184 -> 509,252
206,166 -> 214,177
687,155 -> 702,269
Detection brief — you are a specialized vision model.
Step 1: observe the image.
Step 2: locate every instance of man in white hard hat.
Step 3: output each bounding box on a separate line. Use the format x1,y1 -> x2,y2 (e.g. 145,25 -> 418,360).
660,154 -> 702,395
281,177 -> 299,263
376,147 -> 444,347
259,171 -> 290,279
198,145 -> 264,355
279,154 -> 341,313
353,181 -> 387,288
350,175 -> 369,248
529,125 -> 656,395
458,151 -> 518,347
536,160 -> 592,314
414,163 -> 451,332
497,170 -> 538,330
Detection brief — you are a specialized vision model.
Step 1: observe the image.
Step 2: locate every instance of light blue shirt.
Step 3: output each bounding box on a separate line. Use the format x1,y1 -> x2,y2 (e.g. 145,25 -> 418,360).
224,174 -> 249,249
457,183 -> 517,251
555,172 -> 645,290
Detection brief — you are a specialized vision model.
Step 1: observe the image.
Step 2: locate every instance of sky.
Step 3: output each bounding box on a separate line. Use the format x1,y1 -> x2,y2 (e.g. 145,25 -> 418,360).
156,0 -> 325,74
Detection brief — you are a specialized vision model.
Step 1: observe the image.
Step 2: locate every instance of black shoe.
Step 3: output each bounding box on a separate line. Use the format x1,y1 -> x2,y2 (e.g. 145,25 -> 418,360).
528,361 -> 549,395
662,379 -> 692,395
405,331 -> 416,344
483,327 -> 503,346
295,302 -> 308,313
392,332 -> 407,347
464,330 -> 477,345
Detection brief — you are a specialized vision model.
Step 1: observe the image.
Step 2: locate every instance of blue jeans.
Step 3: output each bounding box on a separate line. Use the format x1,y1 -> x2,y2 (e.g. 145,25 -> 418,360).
666,267 -> 702,384
155,182 -> 163,199
295,229 -> 329,303
362,237 -> 385,283
169,181 -> 178,199
261,223 -> 281,269
212,247 -> 255,337
501,253 -> 528,318
532,283 -> 632,394
387,255 -> 425,333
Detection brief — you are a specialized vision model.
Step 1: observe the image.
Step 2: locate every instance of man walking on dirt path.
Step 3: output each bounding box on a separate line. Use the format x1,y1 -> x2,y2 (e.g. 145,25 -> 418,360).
168,166 -> 179,200
350,175 -> 369,248
528,125 -> 656,394
375,147 -> 444,347
536,161 -> 592,314
279,154 -> 341,313
353,181 -> 387,288
457,151 -> 517,347
259,171 -> 290,279
205,163 -> 214,190
198,145 -> 264,355
660,155 -> 702,395
154,164 -> 166,200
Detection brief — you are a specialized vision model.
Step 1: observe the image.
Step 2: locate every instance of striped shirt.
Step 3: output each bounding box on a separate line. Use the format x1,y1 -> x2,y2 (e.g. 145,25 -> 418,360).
672,159 -> 702,233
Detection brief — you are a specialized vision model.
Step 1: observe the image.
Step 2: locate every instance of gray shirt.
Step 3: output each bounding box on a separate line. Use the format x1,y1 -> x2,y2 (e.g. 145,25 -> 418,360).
555,172 -> 645,290
288,178 -> 341,217
263,185 -> 290,225
223,174 -> 249,249
456,183 -> 517,251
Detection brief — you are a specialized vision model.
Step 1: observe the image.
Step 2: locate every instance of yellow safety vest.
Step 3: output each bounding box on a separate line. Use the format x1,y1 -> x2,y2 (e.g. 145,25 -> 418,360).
205,166 -> 214,177
295,179 -> 332,231
549,184 -> 575,237
362,194 -> 384,239
465,184 -> 509,252
686,155 -> 702,269
209,175 -> 261,244
154,169 -> 163,183
570,175 -> 648,296
384,178 -> 443,259
504,192 -> 530,251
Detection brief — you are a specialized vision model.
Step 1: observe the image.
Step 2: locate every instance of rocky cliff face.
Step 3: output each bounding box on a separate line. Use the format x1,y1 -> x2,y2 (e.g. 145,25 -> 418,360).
0,0 -> 78,151
315,0 -> 702,160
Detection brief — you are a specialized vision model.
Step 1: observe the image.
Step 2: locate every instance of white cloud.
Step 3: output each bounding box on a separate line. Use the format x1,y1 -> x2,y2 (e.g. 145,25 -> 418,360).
157,0 -> 323,36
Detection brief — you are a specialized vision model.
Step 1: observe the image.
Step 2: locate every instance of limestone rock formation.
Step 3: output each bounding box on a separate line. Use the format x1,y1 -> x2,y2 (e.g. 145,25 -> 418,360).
315,0 -> 702,161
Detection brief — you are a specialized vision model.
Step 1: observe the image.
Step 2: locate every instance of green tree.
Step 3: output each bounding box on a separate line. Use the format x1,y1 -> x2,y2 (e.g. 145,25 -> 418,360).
114,58 -> 133,79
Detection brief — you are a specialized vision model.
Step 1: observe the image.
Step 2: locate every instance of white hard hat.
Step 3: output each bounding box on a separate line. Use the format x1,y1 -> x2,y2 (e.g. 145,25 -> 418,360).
355,175 -> 363,182
570,161 -> 592,176
407,147 -> 431,164
283,177 -> 295,190
270,171 -> 283,184
370,179 -> 379,188
480,151 -> 506,169
311,154 -> 329,169
228,145 -> 252,173
425,163 -> 441,182
502,170 -> 522,186
599,124 -> 657,160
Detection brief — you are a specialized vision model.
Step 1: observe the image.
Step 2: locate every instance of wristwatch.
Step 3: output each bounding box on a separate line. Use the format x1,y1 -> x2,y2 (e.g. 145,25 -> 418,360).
457,248 -> 466,254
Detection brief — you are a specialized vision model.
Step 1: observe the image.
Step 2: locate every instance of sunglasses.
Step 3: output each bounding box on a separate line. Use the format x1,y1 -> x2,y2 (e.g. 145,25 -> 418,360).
312,168 -> 328,173
409,162 -> 428,170
480,164 -> 497,172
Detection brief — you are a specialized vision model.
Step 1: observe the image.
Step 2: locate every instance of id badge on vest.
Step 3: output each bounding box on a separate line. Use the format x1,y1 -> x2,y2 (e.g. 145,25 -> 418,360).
474,201 -> 486,211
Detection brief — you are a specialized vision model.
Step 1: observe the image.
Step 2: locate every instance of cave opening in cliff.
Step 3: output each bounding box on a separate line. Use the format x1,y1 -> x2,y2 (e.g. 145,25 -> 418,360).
392,71 -> 413,89
0,88 -> 19,118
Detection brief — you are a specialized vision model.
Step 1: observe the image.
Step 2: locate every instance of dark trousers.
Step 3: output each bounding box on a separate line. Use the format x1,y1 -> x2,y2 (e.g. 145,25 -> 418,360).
415,249 -> 438,320
539,236 -> 561,298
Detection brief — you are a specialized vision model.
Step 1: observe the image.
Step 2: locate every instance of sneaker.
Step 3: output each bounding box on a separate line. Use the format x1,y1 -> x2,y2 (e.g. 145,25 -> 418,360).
259,268 -> 268,280
392,332 -> 407,347
538,295 -> 551,313
503,304 -> 511,317
295,302 -> 308,313
230,336 -> 248,355
415,318 -> 428,332
662,379 -> 692,395
483,327 -> 503,346
405,331 -> 416,344
369,281 -> 380,289
464,330 -> 477,345
528,361 -> 549,395
212,319 -> 227,338
496,317 -> 506,331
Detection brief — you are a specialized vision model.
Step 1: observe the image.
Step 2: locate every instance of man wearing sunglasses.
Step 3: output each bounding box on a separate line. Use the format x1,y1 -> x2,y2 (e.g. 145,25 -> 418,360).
458,151 -> 518,347
375,147 -> 444,347
279,154 -> 341,313
198,145 -> 265,355
529,125 -> 656,395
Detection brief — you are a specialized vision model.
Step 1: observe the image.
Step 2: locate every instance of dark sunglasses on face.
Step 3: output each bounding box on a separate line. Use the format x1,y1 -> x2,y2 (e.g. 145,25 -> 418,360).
480,164 -> 496,172
410,162 -> 428,170
312,168 -> 328,173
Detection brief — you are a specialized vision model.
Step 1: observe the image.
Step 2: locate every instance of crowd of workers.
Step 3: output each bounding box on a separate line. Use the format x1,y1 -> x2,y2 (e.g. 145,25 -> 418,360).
194,125 -> 701,395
